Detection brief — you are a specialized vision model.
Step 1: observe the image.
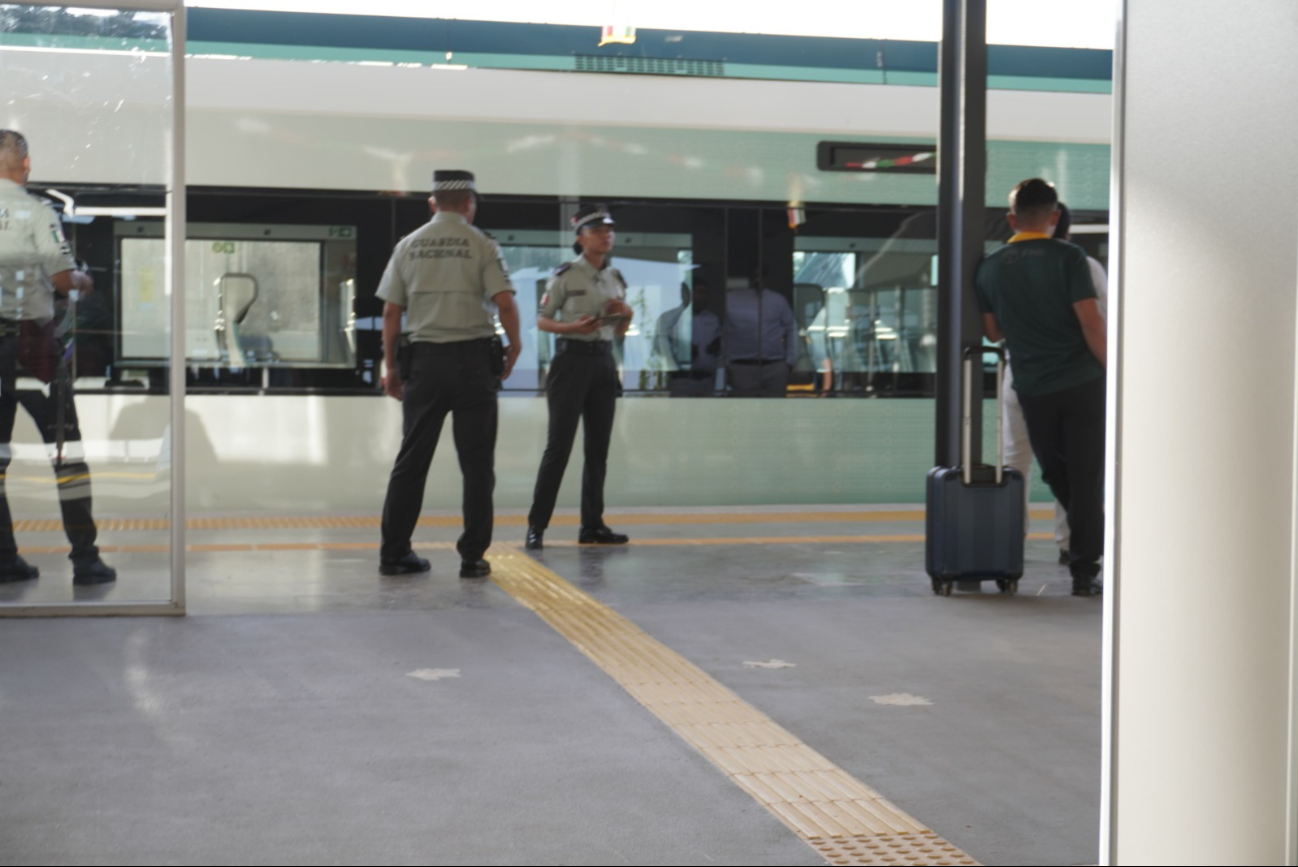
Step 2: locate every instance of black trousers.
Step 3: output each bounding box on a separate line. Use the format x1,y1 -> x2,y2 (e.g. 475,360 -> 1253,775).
727,360 -> 789,397
1017,376 -> 1106,577
0,334 -> 99,562
381,340 -> 498,563
528,341 -> 619,530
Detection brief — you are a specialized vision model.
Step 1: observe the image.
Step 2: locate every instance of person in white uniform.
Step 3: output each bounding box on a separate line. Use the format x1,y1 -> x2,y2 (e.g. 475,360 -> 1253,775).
1001,203 -> 1108,562
0,130 -> 115,585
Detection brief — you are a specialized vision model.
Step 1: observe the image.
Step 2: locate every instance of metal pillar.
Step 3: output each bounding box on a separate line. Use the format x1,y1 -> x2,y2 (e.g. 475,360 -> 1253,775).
935,0 -> 988,468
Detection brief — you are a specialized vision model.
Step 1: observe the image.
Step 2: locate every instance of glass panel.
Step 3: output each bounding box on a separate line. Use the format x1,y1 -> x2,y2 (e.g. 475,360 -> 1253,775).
793,228 -> 938,396
0,3 -> 176,606
496,231 -> 694,393
116,224 -> 356,370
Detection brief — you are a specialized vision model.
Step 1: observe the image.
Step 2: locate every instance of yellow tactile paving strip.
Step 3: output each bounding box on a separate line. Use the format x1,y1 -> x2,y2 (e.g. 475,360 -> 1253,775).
7,509 -> 1056,534
488,552 -> 980,867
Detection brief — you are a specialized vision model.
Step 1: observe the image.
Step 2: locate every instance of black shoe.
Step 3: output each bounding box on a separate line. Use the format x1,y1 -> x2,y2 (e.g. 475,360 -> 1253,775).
1058,549 -> 1071,565
72,557 -> 116,586
1072,578 -> 1102,597
578,525 -> 629,545
0,555 -> 39,583
525,526 -> 544,550
1071,565 -> 1102,597
379,552 -> 430,576
459,559 -> 491,579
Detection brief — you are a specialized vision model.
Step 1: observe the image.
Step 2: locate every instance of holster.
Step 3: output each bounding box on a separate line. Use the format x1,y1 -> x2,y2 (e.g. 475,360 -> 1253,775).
489,335 -> 505,377
396,337 -> 413,381
18,318 -> 57,384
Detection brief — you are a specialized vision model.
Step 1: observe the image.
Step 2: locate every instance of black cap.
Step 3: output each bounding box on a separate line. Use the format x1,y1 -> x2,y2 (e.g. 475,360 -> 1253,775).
572,204 -> 615,233
432,169 -> 476,193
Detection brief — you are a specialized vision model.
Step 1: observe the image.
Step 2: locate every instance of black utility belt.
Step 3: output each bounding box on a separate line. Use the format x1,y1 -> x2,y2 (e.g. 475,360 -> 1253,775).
555,339 -> 612,356
408,338 -> 493,354
730,358 -> 786,366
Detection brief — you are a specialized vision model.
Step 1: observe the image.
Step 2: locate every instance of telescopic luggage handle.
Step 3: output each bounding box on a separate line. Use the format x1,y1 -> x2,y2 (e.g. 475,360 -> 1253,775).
961,345 -> 1006,486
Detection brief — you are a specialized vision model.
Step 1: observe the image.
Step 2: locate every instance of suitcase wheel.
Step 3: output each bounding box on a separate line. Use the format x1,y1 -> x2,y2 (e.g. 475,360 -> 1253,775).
932,578 -> 952,597
995,578 -> 1019,596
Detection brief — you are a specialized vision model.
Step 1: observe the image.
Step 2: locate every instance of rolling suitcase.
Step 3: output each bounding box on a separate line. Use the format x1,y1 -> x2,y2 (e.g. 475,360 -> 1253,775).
925,346 -> 1025,596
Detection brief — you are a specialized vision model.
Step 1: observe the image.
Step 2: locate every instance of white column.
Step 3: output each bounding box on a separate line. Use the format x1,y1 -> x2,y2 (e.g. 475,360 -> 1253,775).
1106,1 -> 1298,863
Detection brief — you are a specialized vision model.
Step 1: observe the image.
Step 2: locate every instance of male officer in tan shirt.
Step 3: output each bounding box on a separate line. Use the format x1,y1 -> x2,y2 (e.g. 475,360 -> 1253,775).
377,170 -> 521,578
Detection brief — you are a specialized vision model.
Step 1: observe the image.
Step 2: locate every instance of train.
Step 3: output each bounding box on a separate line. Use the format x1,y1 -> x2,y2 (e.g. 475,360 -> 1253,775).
1,5 -> 1113,511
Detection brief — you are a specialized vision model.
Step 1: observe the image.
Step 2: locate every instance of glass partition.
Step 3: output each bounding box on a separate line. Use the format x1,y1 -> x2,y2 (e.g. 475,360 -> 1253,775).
0,1 -> 182,613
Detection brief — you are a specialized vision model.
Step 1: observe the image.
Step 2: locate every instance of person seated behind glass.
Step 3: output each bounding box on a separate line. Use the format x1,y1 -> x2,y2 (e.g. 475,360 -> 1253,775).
722,275 -> 797,397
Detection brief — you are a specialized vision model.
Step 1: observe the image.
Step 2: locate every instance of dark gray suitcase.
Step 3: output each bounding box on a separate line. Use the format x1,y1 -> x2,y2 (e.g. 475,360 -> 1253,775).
925,346 -> 1026,596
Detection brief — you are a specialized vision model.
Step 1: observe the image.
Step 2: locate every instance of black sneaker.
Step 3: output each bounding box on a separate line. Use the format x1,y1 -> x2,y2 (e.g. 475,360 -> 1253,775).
525,526 -> 544,550
72,558 -> 116,586
379,552 -> 430,576
459,559 -> 491,579
0,556 -> 39,583
578,525 -> 629,545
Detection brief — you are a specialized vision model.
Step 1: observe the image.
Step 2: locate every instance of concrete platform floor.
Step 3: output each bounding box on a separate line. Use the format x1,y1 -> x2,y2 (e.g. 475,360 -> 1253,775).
0,507 -> 1101,866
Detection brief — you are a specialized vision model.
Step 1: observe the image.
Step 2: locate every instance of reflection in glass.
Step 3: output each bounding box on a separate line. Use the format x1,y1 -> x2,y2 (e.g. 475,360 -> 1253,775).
793,225 -> 939,394
496,231 -> 693,392
722,279 -> 798,397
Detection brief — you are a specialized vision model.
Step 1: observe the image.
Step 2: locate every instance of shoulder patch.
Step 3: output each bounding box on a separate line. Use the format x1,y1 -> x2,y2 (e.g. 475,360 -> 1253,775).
554,262 -> 573,276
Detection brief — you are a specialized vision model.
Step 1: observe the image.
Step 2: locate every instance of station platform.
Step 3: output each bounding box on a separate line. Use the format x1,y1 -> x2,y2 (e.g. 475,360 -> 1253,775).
0,506 -> 1100,866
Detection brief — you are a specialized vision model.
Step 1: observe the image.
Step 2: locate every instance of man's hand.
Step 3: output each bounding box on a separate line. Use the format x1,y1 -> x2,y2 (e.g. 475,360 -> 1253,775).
502,342 -> 521,380
51,269 -> 92,297
383,368 -> 404,401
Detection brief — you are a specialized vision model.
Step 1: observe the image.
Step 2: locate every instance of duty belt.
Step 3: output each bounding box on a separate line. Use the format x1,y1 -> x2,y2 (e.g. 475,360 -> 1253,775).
555,338 -> 612,356
409,338 -> 492,354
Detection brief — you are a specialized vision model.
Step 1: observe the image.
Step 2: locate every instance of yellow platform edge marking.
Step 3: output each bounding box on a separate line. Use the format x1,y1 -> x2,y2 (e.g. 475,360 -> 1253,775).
8,508 -> 1056,534
488,552 -> 981,867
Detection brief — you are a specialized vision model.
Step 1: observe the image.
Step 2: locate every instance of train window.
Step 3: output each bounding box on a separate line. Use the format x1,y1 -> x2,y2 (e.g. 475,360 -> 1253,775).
793,235 -> 938,394
116,222 -> 357,371
494,231 -> 694,392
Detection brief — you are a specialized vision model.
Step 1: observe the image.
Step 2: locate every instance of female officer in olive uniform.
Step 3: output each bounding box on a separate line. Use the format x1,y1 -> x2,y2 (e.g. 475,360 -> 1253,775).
525,205 -> 634,549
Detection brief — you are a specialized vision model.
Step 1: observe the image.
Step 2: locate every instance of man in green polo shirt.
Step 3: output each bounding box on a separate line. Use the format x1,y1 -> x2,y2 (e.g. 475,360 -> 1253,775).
975,178 -> 1107,596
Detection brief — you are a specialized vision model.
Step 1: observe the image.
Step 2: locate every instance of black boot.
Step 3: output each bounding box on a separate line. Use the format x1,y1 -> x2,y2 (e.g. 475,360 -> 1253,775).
0,555 -> 39,583
1070,564 -> 1102,597
380,552 -> 430,576
578,525 -> 629,545
525,526 -> 544,550
459,559 -> 491,579
72,557 -> 116,586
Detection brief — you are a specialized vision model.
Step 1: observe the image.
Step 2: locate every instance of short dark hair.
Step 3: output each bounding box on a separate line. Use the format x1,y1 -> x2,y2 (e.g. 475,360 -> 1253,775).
432,189 -> 473,209
0,129 -> 29,172
1055,202 -> 1072,240
1009,178 -> 1057,220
